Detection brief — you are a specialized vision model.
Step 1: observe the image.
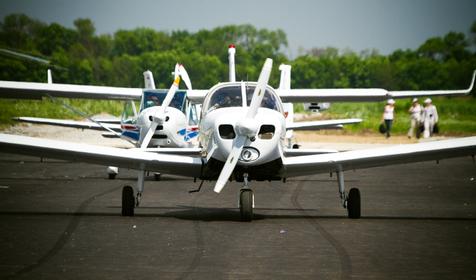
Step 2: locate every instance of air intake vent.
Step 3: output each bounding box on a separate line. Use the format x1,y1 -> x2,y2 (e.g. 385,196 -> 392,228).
219,125 -> 235,139
258,125 -> 275,139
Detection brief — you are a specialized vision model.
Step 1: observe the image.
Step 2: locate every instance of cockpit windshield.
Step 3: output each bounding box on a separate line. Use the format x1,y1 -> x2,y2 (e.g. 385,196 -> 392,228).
245,87 -> 279,111
142,90 -> 187,112
204,83 -> 281,113
207,85 -> 243,110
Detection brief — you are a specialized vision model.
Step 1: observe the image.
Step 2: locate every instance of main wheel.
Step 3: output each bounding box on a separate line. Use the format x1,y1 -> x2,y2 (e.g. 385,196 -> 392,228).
347,188 -> 361,219
240,189 -> 253,222
154,173 -> 161,181
108,173 -> 116,180
122,186 -> 135,216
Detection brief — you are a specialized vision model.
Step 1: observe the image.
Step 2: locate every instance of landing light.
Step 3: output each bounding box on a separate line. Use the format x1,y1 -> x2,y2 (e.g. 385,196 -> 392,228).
240,147 -> 259,162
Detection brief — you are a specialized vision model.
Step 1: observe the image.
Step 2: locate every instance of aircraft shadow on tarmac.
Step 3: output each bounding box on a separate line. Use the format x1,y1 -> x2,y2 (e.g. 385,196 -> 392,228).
2,206 -> 475,222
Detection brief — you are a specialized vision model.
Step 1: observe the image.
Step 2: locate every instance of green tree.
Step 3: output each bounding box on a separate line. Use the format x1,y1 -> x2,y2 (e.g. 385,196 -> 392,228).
36,23 -> 78,55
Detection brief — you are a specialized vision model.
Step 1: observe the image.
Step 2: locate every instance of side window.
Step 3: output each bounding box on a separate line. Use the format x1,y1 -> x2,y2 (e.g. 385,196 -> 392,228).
188,104 -> 199,125
170,92 -> 187,113
121,100 -> 137,125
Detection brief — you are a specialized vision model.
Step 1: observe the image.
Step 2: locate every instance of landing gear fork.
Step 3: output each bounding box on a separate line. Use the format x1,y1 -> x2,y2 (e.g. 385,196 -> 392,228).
336,166 -> 361,219
239,173 -> 254,221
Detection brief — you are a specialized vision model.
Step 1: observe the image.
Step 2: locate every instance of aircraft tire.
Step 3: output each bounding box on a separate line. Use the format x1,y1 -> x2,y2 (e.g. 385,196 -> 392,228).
122,186 -> 135,216
240,189 -> 253,222
154,173 -> 161,181
347,188 -> 361,219
108,173 -> 116,180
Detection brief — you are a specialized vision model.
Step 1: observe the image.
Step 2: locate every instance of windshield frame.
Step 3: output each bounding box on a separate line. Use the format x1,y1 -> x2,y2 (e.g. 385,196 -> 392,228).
202,82 -> 283,116
141,89 -> 187,113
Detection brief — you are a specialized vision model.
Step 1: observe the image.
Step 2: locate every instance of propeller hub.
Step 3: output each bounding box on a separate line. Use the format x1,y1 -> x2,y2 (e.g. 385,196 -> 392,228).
236,118 -> 258,139
150,114 -> 167,124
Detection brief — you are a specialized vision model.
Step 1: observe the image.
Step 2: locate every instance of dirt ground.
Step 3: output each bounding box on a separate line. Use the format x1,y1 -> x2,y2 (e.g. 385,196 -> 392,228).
1,121 -> 455,152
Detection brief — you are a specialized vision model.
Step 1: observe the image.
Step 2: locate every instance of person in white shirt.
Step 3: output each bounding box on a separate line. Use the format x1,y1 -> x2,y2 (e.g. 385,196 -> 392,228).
422,98 -> 438,138
382,99 -> 395,138
407,98 -> 422,138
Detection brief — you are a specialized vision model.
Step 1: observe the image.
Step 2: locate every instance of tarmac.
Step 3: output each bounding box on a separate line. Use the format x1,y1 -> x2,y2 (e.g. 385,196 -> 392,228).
0,152 -> 475,279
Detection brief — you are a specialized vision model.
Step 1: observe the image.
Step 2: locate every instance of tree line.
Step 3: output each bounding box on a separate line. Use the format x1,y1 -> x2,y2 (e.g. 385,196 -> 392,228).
0,14 -> 475,94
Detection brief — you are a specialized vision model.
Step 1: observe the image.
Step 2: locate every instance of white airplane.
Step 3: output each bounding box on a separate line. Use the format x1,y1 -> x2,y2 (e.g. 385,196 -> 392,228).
0,55 -> 475,221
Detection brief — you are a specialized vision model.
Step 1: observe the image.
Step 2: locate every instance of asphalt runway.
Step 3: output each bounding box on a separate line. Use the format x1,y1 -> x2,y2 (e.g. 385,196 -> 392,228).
0,152 -> 475,279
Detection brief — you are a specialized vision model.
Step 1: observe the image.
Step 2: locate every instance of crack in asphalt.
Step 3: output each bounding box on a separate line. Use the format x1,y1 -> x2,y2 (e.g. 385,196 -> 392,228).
177,192 -> 205,280
7,185 -> 121,279
291,181 -> 352,280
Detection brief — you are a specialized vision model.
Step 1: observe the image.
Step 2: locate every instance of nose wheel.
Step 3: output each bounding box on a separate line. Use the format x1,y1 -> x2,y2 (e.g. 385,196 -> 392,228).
240,189 -> 254,221
239,173 -> 254,221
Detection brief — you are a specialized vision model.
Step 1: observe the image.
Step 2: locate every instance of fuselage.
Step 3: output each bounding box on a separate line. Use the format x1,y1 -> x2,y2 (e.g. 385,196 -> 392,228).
199,82 -> 286,180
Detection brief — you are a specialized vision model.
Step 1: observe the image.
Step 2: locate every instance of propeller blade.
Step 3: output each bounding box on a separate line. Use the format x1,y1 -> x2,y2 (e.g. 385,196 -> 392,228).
246,58 -> 273,119
174,63 -> 179,79
178,64 -> 192,90
214,135 -> 246,193
160,76 -> 181,114
140,122 -> 158,149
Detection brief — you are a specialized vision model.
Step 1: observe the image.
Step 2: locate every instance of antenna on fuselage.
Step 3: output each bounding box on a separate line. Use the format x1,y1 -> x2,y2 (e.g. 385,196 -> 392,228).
228,44 -> 236,82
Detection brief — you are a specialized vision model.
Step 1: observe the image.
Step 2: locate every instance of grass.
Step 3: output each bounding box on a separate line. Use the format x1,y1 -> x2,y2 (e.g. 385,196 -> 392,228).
0,98 -> 124,129
0,96 -> 475,136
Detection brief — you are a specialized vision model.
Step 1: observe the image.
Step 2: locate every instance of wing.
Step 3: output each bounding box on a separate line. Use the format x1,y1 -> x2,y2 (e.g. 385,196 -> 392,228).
0,133 -> 203,177
89,117 -> 121,124
283,137 -> 476,177
186,89 -> 209,103
287,118 -> 362,131
14,117 -> 122,131
0,80 -> 210,103
0,80 -> 142,100
278,70 -> 475,103
140,147 -> 202,156
283,148 -> 338,157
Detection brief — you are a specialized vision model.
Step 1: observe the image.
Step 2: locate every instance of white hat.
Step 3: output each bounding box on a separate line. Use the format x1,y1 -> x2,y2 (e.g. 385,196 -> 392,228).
387,99 -> 395,105
412,98 -> 418,103
424,98 -> 432,104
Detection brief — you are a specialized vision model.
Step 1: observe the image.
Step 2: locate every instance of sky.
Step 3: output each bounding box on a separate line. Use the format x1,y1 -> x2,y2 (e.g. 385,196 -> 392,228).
0,0 -> 475,58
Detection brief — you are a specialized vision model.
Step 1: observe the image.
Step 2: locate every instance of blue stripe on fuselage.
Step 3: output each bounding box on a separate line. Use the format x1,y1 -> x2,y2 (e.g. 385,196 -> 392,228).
122,130 -> 140,141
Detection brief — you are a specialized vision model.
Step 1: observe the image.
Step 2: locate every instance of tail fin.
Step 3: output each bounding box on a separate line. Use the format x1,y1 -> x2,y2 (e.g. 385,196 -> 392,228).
143,70 -> 156,89
47,69 -> 53,84
279,64 -> 294,147
278,64 -> 291,90
228,44 -> 236,82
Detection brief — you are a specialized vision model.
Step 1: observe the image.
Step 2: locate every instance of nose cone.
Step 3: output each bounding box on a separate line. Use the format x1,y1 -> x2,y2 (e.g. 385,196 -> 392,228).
206,107 -> 285,165
236,118 -> 259,138
137,106 -> 188,148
